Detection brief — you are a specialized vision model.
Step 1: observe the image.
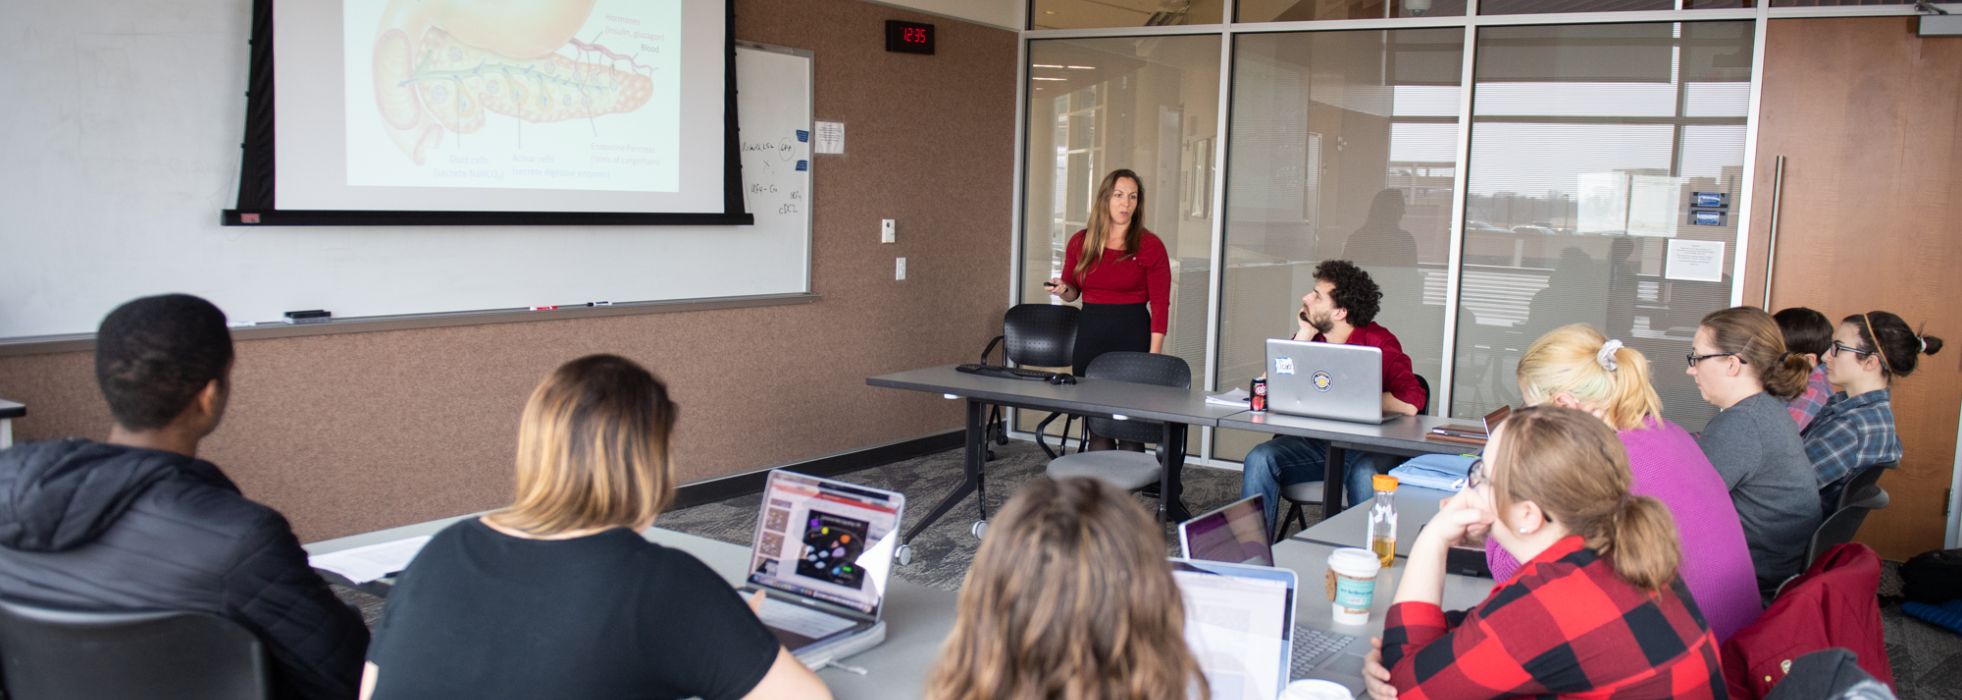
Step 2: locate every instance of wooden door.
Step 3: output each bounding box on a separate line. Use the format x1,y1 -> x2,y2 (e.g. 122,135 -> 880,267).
1742,17 -> 1962,560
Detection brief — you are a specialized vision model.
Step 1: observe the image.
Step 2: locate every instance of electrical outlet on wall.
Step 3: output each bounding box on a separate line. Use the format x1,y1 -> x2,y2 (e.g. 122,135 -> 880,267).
895,257 -> 907,280
881,219 -> 896,244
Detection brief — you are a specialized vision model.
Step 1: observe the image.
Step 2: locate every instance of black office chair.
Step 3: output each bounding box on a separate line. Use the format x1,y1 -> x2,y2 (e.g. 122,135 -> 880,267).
979,304 -> 1079,459
1807,487 -> 1889,570
1272,374 -> 1431,542
1046,352 -> 1189,505
1835,461 -> 1895,513
0,598 -> 271,700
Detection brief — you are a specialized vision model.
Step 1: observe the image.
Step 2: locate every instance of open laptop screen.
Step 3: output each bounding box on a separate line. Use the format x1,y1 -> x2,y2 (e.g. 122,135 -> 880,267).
746,471 -> 901,615
1179,495 -> 1275,566
1171,558 -> 1296,700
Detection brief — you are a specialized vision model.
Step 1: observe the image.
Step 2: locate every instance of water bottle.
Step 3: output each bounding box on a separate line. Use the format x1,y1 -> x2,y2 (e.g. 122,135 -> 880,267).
1367,474 -> 1399,568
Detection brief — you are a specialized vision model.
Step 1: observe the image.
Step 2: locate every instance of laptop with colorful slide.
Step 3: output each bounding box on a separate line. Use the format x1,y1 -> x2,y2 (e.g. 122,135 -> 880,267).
742,470 -> 905,668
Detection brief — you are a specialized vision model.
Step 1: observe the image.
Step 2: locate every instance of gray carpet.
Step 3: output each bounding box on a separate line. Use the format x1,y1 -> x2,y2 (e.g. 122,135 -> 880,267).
656,440 -> 1962,700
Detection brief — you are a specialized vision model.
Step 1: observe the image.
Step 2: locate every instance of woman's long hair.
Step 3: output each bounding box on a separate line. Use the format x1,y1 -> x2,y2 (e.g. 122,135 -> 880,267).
1072,169 -> 1146,284
1490,406 -> 1683,592
1517,324 -> 1663,431
926,476 -> 1204,700
484,354 -> 677,535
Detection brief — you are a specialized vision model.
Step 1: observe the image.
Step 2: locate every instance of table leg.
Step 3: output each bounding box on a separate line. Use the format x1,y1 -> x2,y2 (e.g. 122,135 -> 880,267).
1319,443 -> 1349,524
1158,422 -> 1176,523
903,399 -> 985,546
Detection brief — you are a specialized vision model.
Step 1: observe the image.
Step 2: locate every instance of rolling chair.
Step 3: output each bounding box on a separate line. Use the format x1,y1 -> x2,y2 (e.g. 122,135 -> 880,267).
979,304 -> 1079,459
1807,487 -> 1889,571
1835,461 -> 1894,513
0,598 -> 271,700
1045,352 -> 1190,511
1273,374 -> 1431,542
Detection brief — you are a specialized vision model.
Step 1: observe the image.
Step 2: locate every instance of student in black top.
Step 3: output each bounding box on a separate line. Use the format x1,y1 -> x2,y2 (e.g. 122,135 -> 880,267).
361,355 -> 830,700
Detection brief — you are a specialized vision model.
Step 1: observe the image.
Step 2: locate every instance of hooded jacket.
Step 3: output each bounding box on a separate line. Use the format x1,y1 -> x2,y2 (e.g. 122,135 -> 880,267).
0,439 -> 368,699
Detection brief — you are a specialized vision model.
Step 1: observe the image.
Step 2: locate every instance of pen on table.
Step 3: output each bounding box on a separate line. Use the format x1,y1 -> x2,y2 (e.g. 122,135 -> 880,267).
532,302 -> 612,311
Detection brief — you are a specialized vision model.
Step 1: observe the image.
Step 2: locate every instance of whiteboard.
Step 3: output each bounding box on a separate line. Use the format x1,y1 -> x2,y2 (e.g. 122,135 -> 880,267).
0,17 -> 812,340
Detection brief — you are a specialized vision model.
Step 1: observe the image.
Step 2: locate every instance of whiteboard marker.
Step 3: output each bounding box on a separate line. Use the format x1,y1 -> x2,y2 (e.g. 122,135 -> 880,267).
530,305 -> 559,311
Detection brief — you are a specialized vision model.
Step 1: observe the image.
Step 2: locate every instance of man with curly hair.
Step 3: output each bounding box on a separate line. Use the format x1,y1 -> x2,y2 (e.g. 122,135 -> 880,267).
1240,260 -> 1428,528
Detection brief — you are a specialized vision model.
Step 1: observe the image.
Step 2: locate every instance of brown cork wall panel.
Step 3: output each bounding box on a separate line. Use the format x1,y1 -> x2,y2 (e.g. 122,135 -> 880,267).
0,0 -> 1019,542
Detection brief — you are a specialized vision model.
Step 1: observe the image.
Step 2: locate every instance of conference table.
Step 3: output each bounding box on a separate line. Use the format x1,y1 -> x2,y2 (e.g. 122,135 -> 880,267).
1221,411 -> 1476,523
309,512 -> 1494,700
867,365 -> 1247,554
1292,483 -> 1452,554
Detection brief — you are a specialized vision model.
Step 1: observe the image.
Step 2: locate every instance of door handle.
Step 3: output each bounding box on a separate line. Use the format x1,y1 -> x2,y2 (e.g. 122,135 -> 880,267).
1763,155 -> 1786,309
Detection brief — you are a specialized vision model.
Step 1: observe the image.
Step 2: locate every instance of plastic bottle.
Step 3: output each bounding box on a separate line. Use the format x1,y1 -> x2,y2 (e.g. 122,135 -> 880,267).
1367,474 -> 1399,568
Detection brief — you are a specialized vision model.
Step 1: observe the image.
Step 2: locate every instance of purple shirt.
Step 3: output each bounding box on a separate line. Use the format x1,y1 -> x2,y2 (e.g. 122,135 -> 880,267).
1486,418 -> 1761,642
1787,365 -> 1833,433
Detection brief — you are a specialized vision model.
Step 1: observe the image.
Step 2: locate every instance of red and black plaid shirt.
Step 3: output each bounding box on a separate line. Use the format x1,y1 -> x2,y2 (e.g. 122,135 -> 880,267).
1382,536 -> 1724,699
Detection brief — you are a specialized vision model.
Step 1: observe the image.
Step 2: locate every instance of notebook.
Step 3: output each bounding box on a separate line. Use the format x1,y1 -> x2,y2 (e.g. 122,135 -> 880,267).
741,470 -> 904,668
1266,338 -> 1400,424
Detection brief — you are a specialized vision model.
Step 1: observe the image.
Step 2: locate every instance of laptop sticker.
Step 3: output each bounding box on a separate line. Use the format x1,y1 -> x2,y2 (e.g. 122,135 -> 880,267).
1313,371 -> 1333,392
1275,357 -> 1295,375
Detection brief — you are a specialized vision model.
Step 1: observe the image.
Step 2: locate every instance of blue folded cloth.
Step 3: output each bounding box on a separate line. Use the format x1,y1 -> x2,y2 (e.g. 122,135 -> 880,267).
1389,453 -> 1480,492
1903,599 -> 1962,636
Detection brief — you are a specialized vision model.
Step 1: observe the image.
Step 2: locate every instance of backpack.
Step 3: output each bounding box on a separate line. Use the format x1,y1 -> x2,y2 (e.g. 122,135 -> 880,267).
1899,548 -> 1962,604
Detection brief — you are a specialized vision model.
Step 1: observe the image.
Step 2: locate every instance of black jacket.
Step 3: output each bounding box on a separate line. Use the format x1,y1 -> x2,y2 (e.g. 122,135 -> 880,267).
0,439 -> 368,699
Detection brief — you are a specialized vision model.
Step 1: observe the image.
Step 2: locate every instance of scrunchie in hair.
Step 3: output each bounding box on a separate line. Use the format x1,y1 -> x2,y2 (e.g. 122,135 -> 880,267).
1596,338 -> 1623,372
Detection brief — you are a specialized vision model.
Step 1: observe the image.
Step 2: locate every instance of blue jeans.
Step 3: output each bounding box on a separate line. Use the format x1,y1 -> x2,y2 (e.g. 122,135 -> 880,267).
1240,436 -> 1400,530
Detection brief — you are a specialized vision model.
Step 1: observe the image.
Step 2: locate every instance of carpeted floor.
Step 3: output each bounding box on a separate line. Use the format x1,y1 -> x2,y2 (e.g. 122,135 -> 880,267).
655,440 -> 1962,699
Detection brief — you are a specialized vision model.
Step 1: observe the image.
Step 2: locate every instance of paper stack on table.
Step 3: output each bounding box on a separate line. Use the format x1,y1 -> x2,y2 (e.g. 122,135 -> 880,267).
1207,387 -> 1251,408
309,536 -> 431,584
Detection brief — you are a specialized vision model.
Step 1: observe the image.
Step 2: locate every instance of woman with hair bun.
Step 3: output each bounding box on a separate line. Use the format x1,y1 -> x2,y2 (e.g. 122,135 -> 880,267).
1802,311 -> 1945,510
1687,306 -> 1820,591
1494,324 -> 1759,641
1363,406 -> 1723,699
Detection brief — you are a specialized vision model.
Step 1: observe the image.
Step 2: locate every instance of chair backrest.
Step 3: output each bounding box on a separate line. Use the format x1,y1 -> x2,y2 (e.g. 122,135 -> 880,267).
1808,488 -> 1890,570
1836,461 -> 1894,513
1084,352 -> 1190,445
1413,374 -> 1431,416
0,598 -> 271,700
1002,304 -> 1079,369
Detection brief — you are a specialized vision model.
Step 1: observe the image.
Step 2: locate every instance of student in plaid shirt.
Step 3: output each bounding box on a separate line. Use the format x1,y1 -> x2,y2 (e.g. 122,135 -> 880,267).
1363,406 -> 1723,700
1773,307 -> 1837,432
1801,311 -> 1944,510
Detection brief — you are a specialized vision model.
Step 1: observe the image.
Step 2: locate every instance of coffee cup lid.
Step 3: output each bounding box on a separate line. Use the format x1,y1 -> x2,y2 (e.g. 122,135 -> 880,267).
1328,547 -> 1382,576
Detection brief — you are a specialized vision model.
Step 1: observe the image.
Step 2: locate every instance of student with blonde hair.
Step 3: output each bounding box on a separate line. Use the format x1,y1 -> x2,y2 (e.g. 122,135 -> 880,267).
1495,324 -> 1759,641
1364,407 -> 1723,699
1687,306 -> 1820,591
926,476 -> 1206,700
361,355 -> 829,700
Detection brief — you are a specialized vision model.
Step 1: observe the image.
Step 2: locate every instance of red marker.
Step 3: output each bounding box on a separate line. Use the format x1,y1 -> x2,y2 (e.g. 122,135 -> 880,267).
530,305 -> 559,311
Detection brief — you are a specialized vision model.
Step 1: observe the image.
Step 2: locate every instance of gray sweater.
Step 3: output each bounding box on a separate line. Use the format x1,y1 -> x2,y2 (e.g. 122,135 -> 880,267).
1697,391 -> 1821,588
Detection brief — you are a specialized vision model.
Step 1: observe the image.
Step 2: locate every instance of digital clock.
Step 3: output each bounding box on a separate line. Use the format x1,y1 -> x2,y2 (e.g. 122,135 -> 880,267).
885,20 -> 934,55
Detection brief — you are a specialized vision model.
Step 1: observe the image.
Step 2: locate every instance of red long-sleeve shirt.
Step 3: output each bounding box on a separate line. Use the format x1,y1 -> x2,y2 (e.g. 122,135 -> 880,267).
1312,322 -> 1428,411
1060,229 -> 1171,334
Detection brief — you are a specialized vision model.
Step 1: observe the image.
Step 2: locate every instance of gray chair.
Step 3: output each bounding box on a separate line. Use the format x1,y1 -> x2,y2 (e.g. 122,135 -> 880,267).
0,598 -> 271,700
1046,352 -> 1189,502
1808,487 -> 1890,570
1274,374 -> 1430,542
1835,461 -> 1894,513
981,304 -> 1079,459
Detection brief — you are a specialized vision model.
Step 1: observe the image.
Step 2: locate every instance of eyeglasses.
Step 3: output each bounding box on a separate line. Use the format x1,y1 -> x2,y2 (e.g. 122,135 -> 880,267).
1828,341 -> 1876,359
1685,352 -> 1742,369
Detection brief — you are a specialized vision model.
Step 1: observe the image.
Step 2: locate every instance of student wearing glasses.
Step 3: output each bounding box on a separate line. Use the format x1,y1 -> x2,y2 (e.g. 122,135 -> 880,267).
1801,311 -> 1944,512
1686,307 -> 1820,592
1494,324 -> 1759,642
1362,407 -> 1723,700
360,355 -> 829,700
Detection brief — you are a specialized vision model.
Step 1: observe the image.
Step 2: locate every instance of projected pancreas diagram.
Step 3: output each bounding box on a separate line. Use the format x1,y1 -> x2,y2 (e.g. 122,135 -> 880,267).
350,0 -> 680,192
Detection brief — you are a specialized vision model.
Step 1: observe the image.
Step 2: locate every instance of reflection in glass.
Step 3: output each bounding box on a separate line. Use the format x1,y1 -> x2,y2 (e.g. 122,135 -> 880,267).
1031,0 -> 1222,29
1236,0 -> 1466,22
1017,36 -> 1223,456
1451,22 -> 1753,431
1215,29 -> 1464,460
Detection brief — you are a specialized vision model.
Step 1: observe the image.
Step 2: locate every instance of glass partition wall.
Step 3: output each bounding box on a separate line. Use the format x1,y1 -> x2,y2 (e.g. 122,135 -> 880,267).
1015,5 -> 1774,464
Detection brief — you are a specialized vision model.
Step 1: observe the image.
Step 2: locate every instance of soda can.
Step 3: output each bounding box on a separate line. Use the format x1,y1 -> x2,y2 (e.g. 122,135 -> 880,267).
1250,377 -> 1268,412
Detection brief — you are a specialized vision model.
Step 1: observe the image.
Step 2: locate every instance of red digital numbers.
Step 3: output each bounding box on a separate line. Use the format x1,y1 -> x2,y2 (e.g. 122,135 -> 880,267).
903,27 -> 927,43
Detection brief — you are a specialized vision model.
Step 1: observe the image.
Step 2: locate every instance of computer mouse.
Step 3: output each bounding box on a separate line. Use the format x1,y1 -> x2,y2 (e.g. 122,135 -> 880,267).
1047,374 -> 1077,385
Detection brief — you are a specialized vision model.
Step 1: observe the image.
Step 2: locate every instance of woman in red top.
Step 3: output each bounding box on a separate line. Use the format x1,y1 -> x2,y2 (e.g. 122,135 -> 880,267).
1044,169 -> 1171,377
1362,406 -> 1723,700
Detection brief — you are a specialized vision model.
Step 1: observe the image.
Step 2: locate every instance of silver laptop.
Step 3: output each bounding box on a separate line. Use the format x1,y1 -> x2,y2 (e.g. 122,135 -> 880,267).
1179,495 -> 1275,566
1171,557 -> 1376,697
1267,338 -> 1400,424
743,470 -> 904,668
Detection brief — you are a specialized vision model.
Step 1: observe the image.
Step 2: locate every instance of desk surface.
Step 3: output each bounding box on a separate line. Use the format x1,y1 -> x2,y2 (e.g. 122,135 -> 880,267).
868,365 -> 1247,426
1222,411 -> 1477,457
1273,537 -> 1493,635
1293,485 -> 1452,554
308,517 -> 956,698
0,399 -> 23,419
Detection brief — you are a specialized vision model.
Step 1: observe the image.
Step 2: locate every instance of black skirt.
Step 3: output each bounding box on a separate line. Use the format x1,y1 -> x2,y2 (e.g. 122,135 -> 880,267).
1073,303 -> 1151,376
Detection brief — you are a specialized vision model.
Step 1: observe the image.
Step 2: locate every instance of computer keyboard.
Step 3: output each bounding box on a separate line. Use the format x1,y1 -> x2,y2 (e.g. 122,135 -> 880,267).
955,363 -> 1065,382
757,596 -> 856,638
1291,625 -> 1359,678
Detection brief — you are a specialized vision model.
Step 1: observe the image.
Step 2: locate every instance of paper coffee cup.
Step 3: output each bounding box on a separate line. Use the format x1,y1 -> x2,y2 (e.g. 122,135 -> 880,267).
1325,547 -> 1382,626
1281,679 -> 1353,700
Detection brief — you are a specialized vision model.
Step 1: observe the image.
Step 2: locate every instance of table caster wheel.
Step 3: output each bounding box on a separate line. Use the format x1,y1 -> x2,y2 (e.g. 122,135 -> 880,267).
896,544 -> 912,566
971,521 -> 988,539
